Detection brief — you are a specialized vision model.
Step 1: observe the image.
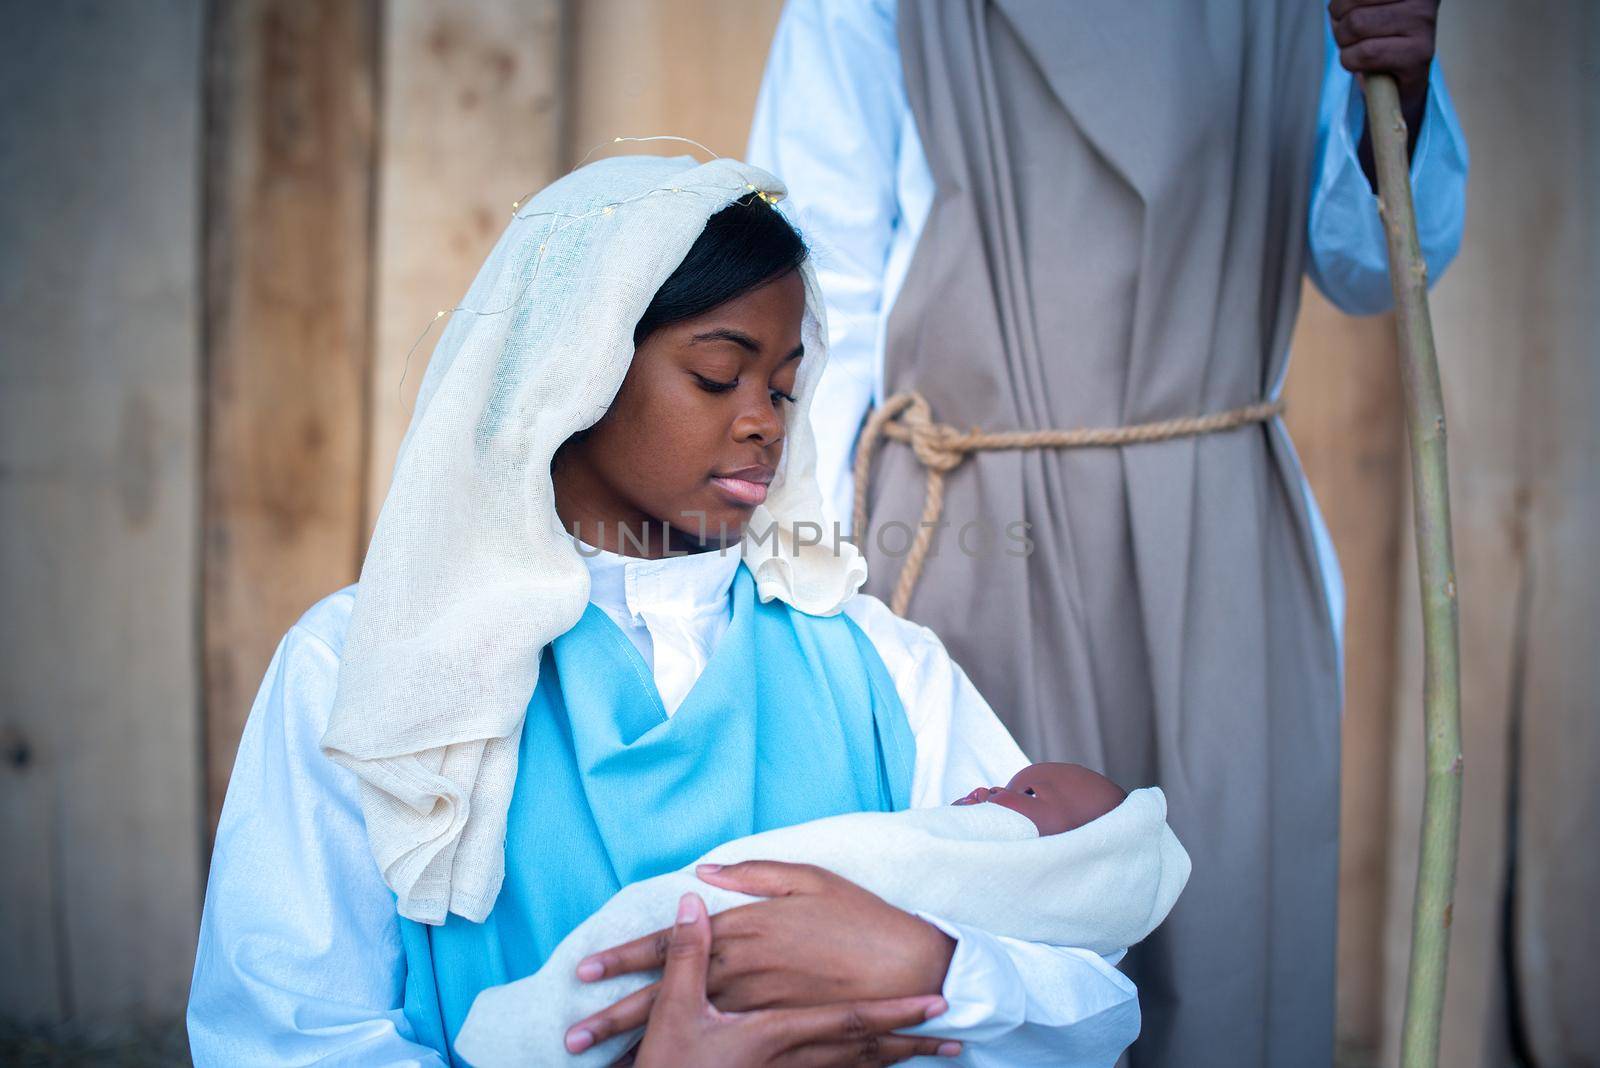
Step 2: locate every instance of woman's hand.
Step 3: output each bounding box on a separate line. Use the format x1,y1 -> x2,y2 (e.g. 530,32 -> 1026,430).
566,863 -> 958,1053
615,891 -> 961,1067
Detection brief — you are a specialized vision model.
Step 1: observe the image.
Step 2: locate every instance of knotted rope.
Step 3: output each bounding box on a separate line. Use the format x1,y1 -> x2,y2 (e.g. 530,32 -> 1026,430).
851,391 -> 1286,615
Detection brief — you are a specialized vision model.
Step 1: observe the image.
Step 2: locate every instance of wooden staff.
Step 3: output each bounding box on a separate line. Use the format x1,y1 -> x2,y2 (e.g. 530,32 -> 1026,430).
1363,72 -> 1464,1067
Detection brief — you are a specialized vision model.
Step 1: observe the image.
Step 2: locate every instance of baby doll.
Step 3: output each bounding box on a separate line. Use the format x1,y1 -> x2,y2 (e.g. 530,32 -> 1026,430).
951,761 -> 1129,834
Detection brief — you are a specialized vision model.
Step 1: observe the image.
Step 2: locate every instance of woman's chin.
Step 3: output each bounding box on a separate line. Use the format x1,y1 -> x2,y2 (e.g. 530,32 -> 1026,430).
670,506 -> 752,548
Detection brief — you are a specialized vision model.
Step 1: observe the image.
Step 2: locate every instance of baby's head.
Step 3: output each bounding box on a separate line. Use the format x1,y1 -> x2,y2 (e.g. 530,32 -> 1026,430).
952,762 -> 1127,836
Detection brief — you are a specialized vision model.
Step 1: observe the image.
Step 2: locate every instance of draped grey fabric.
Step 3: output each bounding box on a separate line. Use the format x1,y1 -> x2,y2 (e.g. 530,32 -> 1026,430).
867,3 -> 1340,1064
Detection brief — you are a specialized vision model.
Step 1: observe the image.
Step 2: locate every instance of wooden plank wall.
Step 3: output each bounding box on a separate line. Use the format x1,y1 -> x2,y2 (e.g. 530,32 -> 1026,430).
363,0 -> 567,536
202,0 -> 381,834
1378,2 -> 1600,1063
5,1 -> 1595,1060
0,0 -> 204,1028
565,0 -> 784,164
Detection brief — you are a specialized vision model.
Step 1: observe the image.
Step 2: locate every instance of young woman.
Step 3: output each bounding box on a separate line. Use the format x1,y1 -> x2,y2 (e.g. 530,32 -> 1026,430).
187,156 -> 1138,1067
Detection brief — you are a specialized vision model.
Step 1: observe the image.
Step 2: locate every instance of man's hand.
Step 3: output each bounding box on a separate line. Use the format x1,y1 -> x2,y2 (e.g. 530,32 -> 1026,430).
1330,0 -> 1439,106
566,862 -> 958,1054
1329,0 -> 1439,173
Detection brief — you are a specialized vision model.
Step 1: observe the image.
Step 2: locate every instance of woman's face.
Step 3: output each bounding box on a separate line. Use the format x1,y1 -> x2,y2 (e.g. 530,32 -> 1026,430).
553,269 -> 806,556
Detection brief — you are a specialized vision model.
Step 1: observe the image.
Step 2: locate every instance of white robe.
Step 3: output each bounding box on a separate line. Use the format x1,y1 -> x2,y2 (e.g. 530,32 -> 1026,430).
188,542 -> 1142,1066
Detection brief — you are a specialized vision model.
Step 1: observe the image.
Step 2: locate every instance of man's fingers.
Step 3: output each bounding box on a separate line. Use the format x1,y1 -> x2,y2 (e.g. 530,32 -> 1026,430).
1338,35 -> 1432,76
1328,0 -> 1408,21
564,980 -> 659,1054
1331,4 -> 1426,47
695,859 -> 826,898
764,994 -> 949,1053
1328,0 -> 1437,81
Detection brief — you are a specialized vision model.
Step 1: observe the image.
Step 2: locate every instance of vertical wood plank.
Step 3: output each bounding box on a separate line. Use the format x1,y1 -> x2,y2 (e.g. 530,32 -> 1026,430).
565,0 -> 784,165
1380,2 -> 1600,1063
1282,291 -> 1406,1063
0,0 -> 204,1024
203,0 -> 380,833
1494,11 -> 1600,1061
363,0 -> 567,535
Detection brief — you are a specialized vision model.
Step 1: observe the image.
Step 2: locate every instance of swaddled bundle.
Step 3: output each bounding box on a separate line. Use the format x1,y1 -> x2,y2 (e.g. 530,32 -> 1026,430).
455,781 -> 1190,1067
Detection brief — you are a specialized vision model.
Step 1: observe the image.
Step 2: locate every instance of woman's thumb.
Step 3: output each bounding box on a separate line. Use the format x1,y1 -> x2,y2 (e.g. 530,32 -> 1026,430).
656,893 -> 712,1012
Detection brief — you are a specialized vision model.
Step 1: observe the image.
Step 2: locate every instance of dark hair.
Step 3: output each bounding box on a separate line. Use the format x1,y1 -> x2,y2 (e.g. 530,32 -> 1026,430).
632,193 -> 808,345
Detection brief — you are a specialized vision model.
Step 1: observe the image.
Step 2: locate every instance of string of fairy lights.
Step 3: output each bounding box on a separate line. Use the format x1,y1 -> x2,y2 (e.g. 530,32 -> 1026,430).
394,135 -> 784,411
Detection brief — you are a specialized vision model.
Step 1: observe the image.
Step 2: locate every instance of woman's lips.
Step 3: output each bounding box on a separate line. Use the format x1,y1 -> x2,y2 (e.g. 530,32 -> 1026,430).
710,465 -> 774,507
710,475 -> 769,506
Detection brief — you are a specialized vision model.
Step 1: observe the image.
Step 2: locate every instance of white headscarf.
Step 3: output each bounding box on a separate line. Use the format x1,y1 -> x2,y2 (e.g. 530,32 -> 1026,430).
320,155 -> 866,924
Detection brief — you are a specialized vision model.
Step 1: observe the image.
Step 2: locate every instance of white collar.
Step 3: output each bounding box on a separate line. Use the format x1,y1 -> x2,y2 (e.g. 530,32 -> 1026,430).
576,538 -> 742,625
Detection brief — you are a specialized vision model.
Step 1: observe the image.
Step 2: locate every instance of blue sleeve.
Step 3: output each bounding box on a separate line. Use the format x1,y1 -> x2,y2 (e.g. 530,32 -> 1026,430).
1306,20 -> 1470,316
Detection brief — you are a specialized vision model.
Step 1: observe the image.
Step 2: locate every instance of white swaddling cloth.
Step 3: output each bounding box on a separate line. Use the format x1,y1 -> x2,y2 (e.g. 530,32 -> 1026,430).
455,786 -> 1190,1067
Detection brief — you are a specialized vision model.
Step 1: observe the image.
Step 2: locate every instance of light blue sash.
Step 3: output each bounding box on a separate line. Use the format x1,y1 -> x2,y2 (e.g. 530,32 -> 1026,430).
399,564 -> 915,1062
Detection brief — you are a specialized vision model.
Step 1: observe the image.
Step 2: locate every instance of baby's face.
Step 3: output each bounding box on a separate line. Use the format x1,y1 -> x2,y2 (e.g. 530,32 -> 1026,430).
951,762 -> 1127,836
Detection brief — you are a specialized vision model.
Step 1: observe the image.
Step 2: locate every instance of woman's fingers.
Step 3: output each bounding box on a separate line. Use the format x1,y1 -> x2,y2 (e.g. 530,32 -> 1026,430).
568,896 -> 714,1053
566,980 -> 660,1053
576,863 -> 843,985
577,893 -> 753,983
577,926 -> 677,981
656,894 -> 712,1014
763,994 -> 951,1055
695,860 -> 828,897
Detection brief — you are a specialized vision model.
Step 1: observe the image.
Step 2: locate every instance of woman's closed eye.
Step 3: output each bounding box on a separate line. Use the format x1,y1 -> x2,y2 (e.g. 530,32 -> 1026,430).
692,372 -> 738,394
692,373 -> 795,405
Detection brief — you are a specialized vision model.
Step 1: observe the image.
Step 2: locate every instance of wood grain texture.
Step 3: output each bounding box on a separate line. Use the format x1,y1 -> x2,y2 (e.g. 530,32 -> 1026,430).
1494,11 -> 1600,1059
202,0 -> 379,834
564,0 -> 784,165
363,0 -> 567,537
0,0 -> 204,1024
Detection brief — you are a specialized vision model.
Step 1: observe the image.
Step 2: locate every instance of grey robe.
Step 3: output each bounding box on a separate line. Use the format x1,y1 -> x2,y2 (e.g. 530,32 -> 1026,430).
861,3 -> 1341,1065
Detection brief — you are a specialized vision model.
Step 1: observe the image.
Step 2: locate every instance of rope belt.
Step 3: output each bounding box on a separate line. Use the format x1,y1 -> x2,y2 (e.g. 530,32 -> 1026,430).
851,390 -> 1286,615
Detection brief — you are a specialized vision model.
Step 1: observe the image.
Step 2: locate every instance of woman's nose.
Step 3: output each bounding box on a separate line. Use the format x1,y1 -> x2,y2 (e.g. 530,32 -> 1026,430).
732,394 -> 784,445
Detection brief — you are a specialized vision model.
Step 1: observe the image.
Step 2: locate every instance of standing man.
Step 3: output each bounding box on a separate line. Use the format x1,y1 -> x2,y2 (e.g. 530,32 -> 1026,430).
747,2 -> 1467,1065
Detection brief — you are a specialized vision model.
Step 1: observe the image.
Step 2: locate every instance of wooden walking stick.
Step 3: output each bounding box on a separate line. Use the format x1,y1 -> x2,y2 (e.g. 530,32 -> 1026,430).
1363,73 -> 1465,1067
